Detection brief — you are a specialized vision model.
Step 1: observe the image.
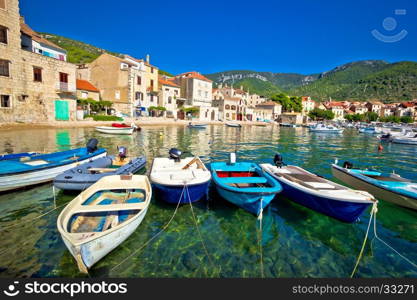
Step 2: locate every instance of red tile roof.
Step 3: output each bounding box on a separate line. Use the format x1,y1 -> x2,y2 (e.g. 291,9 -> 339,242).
159,78 -> 179,88
177,71 -> 212,82
20,18 -> 64,51
257,101 -> 280,106
76,79 -> 99,92
401,102 -> 415,108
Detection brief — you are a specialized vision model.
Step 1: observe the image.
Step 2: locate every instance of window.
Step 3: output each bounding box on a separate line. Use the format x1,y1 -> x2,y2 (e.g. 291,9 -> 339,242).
150,95 -> 154,102
0,0 -> 5,9
0,25 -> 7,44
225,105 -> 230,109
150,79 -> 154,88
168,96 -> 172,104
205,91 -> 208,98
137,76 -> 141,85
151,67 -> 154,73
0,59 -> 9,77
0,95 -> 10,108
174,90 -> 178,95
33,67 -> 42,82
81,91 -> 88,99
231,105 -> 236,110
115,91 -> 120,100
59,72 -> 68,83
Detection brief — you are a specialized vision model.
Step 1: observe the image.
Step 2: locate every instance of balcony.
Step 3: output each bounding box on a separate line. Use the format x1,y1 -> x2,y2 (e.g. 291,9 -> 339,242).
56,82 -> 76,93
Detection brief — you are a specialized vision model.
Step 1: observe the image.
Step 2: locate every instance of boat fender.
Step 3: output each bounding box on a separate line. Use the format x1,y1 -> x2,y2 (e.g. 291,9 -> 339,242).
343,161 -> 353,169
86,138 -> 99,153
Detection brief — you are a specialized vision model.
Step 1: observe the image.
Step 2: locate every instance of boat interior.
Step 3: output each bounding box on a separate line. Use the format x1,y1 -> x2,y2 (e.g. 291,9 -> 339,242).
216,170 -> 272,188
68,189 -> 146,233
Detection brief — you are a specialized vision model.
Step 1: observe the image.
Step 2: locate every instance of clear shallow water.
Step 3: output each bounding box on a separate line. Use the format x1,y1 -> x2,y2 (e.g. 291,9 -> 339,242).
0,125 -> 416,278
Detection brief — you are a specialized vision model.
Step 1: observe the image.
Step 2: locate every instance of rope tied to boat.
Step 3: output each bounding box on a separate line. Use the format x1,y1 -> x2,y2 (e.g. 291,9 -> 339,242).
257,197 -> 265,278
185,185 -> 220,276
351,201 -> 417,277
109,182 -> 186,274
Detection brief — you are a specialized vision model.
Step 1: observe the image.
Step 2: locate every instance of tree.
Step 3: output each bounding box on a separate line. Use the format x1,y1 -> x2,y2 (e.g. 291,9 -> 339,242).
400,116 -> 413,123
308,108 -> 335,120
364,111 -> 379,122
271,93 -> 302,112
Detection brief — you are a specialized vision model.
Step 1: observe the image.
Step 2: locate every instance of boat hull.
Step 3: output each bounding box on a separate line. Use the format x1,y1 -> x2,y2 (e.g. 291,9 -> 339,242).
0,152 -> 107,192
95,127 -> 134,135
275,177 -> 371,222
153,181 -> 210,204
215,185 -> 275,215
332,165 -> 417,211
61,205 -> 149,269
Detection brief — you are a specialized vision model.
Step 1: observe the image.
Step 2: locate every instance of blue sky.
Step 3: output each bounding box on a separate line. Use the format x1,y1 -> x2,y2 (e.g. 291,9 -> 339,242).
20,0 -> 417,75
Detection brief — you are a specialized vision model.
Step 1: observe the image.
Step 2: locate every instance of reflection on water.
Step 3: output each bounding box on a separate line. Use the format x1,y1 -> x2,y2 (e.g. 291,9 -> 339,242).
0,125 -> 416,278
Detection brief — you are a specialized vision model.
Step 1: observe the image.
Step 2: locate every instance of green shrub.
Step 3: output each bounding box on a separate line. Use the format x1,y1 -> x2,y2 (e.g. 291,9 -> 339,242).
90,115 -> 123,121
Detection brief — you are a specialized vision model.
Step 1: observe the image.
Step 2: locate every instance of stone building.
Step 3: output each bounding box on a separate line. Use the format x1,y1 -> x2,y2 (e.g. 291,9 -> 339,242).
0,0 -> 77,122
158,77 -> 181,118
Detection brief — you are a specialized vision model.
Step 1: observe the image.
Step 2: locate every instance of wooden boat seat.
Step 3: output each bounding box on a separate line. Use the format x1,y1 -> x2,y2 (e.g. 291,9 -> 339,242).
76,202 -> 147,213
220,177 -> 268,184
280,173 -> 340,190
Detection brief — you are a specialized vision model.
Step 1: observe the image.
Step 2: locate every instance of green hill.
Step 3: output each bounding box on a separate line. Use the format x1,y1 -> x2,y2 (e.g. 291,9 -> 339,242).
214,77 -> 283,97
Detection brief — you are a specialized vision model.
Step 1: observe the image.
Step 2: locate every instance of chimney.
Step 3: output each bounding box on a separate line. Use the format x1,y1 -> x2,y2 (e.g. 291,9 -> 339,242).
20,16 -> 25,24
146,54 -> 150,63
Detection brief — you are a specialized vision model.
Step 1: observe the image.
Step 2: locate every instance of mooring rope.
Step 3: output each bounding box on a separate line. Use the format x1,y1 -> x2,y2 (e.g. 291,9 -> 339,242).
185,185 -> 219,276
110,183 -> 186,273
257,197 -> 265,278
351,201 -> 417,277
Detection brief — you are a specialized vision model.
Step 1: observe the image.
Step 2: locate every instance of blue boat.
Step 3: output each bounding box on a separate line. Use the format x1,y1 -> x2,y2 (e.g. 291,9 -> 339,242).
260,154 -> 375,223
0,139 -> 107,192
332,161 -> 417,211
53,146 -> 146,191
210,156 -> 282,215
150,149 -> 211,204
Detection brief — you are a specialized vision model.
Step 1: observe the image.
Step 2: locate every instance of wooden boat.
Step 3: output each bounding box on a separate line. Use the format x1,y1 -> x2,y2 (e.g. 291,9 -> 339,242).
309,123 -> 343,133
210,154 -> 282,215
332,161 -> 417,211
57,175 -> 152,273
187,123 -> 207,129
260,154 -> 375,222
0,139 -> 106,192
225,122 -> 241,128
95,126 -> 135,135
54,146 -> 146,191
150,148 -> 211,204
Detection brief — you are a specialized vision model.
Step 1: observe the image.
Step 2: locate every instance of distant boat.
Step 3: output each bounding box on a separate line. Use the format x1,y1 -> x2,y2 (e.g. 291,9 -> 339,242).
280,123 -> 296,128
358,127 -> 381,134
225,122 -> 241,128
309,123 -> 343,133
332,161 -> 417,211
260,154 -> 375,222
150,148 -> 211,204
187,123 -> 207,129
95,125 -> 135,135
57,175 -> 151,273
392,134 -> 417,145
0,139 -> 106,192
210,154 -> 282,215
54,146 -> 146,191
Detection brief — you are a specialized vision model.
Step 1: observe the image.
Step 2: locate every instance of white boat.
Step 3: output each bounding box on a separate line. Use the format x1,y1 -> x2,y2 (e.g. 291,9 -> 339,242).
150,148 -> 211,204
309,123 -> 344,133
57,175 -> 151,273
225,122 -> 241,128
392,135 -> 417,145
95,126 -> 135,135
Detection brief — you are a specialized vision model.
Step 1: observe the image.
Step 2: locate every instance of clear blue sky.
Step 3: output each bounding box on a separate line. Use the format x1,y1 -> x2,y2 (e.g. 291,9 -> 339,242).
20,0 -> 417,75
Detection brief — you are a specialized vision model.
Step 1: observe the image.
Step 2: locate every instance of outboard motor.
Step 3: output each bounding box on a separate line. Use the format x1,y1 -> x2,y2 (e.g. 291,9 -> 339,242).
273,153 -> 285,168
86,138 -> 98,153
118,146 -> 127,161
169,148 -> 182,162
343,161 -> 353,169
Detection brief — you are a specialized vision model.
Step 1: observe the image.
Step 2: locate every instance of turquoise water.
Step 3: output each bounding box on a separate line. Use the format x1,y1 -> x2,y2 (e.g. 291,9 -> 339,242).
0,125 -> 416,278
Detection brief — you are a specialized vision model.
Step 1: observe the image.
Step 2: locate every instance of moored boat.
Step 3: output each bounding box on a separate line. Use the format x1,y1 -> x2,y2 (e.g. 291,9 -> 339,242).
260,154 -> 375,222
54,146 -> 146,191
210,154 -> 282,215
187,123 -> 207,129
225,122 -> 241,128
57,175 -> 151,273
0,139 -> 106,192
95,125 -> 135,135
309,123 -> 343,133
150,148 -> 211,204
332,161 -> 417,211
392,134 -> 417,145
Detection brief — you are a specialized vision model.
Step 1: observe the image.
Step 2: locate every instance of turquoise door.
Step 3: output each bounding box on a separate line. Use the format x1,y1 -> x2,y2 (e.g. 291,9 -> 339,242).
55,100 -> 69,121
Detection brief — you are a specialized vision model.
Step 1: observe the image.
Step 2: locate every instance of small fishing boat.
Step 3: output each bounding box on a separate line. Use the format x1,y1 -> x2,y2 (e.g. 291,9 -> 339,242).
225,122 -> 241,128
332,161 -> 417,211
211,154 -> 282,215
187,123 -> 207,129
0,139 -> 106,192
260,154 -> 375,222
309,123 -> 343,133
392,134 -> 417,145
95,125 -> 135,135
54,147 -> 146,191
358,127 -> 381,134
57,175 -> 151,273
150,148 -> 211,204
